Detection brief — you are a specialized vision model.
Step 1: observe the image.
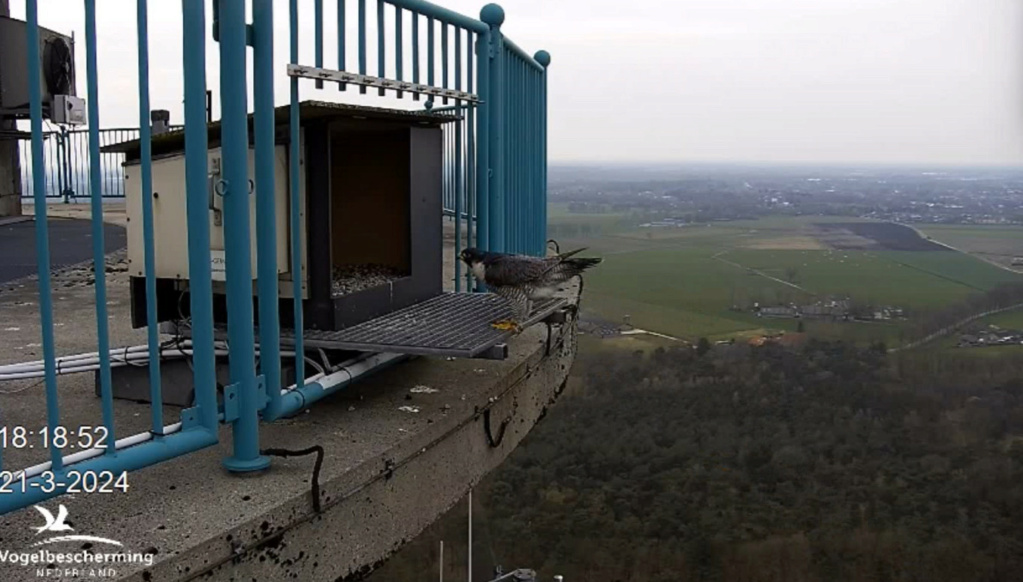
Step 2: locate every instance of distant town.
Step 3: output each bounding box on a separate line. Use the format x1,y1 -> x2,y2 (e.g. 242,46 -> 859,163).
550,165 -> 1023,227
753,298 -> 905,322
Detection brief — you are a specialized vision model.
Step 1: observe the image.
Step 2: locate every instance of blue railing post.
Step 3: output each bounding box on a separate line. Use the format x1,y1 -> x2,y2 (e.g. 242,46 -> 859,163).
287,0 -> 307,399
535,50 -> 550,256
136,0 -> 164,435
253,0 -> 283,419
465,32 -> 475,289
85,0 -> 120,450
181,0 -> 220,433
480,3 -> 504,253
218,0 -> 270,473
25,0 -> 63,472
474,29 -> 490,260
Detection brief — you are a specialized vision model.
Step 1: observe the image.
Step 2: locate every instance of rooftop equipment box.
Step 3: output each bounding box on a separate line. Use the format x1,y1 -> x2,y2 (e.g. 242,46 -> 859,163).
107,101 -> 450,333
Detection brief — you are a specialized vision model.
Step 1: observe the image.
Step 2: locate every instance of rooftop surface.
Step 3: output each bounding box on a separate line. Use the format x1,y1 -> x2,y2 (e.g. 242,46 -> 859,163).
0,204 -> 578,580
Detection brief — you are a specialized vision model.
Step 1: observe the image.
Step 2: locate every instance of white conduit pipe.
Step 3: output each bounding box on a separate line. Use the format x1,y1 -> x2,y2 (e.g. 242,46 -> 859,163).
15,422 -> 186,481
0,342 -> 206,375
11,352 -> 393,480
0,343 -> 312,381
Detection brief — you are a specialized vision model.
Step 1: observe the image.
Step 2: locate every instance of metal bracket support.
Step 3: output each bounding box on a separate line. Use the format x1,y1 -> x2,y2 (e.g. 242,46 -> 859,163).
222,382 -> 240,423
180,406 -> 203,430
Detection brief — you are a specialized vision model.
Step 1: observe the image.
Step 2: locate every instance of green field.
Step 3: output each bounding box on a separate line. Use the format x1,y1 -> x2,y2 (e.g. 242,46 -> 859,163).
557,212 -> 1023,344
917,224 -> 1023,272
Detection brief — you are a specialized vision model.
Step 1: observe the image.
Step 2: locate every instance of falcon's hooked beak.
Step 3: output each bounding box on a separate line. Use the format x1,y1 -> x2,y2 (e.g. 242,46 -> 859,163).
460,248 -> 483,267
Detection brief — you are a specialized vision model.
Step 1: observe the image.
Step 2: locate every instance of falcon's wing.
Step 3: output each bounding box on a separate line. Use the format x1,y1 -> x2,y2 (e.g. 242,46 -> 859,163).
492,285 -> 532,320
483,254 -> 550,287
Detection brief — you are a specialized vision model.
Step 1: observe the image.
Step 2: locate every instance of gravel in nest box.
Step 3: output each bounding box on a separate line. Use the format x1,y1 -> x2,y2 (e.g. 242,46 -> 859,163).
331,263 -> 405,297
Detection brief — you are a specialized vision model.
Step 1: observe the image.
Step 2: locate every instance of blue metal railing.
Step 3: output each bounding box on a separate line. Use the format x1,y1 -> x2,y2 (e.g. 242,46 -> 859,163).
1,0 -> 548,515
0,0 -> 221,514
18,127 -> 154,201
285,0 -> 550,283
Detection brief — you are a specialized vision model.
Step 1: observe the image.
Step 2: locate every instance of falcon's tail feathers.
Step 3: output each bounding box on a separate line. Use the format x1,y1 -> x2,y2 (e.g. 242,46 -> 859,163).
560,256 -> 603,278
556,247 -> 588,260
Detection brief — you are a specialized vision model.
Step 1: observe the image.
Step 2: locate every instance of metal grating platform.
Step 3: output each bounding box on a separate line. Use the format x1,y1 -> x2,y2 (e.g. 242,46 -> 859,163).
191,293 -> 568,360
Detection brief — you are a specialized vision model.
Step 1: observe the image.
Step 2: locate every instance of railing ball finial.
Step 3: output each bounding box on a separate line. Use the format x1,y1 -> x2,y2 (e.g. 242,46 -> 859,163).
480,3 -> 505,27
534,50 -> 551,68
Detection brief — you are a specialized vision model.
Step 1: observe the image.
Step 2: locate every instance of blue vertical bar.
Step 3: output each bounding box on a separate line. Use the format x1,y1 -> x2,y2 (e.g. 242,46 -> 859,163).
427,17 -> 435,89
377,0 -> 385,96
289,0 -> 306,392
535,69 -> 541,254
411,13 -> 419,101
536,50 -> 550,256
484,14 -> 504,253
315,0 -> 324,89
441,24 -> 448,104
516,61 -> 521,251
55,132 -> 65,201
453,27 -> 462,290
358,0 -> 367,94
219,0 -> 269,473
395,7 -> 403,98
513,59 -> 519,253
60,130 -> 69,199
337,0 -> 347,90
536,67 -> 544,251
26,0 -> 62,471
182,0 -> 219,432
454,117 -> 463,291
524,61 -> 530,253
521,63 -> 528,253
465,32 -> 474,289
75,128 -> 85,196
474,30 -> 490,258
253,0 -> 282,418
136,0 -> 162,434
86,0 -> 117,446
509,57 -> 516,252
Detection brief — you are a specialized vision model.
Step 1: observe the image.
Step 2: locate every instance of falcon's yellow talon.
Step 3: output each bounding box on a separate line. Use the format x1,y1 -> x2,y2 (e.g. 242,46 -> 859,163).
490,319 -> 522,333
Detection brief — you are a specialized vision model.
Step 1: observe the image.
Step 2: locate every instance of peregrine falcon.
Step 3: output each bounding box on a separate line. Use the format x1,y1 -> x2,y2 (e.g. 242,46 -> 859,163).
460,247 -> 603,333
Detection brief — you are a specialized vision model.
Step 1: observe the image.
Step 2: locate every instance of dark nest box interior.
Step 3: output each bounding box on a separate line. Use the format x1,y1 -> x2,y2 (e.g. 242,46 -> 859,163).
106,101 -> 455,334
303,105 -> 448,330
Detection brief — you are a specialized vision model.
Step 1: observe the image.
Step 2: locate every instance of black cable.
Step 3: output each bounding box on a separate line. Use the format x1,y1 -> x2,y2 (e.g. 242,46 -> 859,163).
483,409 -> 508,448
261,446 -> 325,514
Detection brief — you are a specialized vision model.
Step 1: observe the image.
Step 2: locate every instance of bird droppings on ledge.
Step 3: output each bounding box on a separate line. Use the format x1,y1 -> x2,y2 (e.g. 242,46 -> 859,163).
410,385 -> 439,394
398,406 -> 420,414
330,264 -> 406,297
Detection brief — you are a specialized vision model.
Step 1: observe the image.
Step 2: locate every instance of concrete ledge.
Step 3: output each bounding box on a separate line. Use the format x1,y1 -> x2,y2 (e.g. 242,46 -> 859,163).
166,322 -> 576,582
0,287 -> 578,582
0,216 -> 578,581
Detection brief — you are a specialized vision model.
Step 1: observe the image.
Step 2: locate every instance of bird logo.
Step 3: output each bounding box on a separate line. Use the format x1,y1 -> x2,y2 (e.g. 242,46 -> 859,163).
28,503 -> 124,548
33,504 -> 73,534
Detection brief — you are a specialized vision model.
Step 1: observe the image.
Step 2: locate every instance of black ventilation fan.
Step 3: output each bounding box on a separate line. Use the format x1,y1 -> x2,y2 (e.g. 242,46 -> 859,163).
43,37 -> 74,96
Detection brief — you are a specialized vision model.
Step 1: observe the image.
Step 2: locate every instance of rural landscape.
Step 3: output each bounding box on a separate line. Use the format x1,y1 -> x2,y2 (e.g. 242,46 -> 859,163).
375,163 -> 1023,582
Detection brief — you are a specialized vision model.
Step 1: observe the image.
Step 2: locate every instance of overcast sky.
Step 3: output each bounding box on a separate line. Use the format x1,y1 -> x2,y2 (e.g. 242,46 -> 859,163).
12,0 -> 1023,167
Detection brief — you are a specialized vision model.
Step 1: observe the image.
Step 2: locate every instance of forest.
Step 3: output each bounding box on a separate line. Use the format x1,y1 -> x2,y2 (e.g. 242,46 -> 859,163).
375,338 -> 1023,582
